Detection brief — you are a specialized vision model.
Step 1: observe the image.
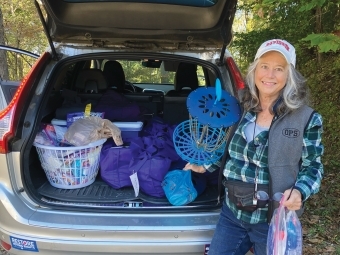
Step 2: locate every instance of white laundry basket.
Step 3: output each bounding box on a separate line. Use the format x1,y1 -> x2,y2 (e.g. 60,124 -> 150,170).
34,139 -> 106,189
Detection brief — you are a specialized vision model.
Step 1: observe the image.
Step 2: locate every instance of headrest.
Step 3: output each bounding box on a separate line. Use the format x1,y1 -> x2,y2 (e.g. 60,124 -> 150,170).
174,63 -> 199,91
75,69 -> 108,91
103,60 -> 125,91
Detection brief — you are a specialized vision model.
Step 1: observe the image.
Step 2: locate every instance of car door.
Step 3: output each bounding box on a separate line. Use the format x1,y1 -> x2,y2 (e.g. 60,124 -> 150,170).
0,45 -> 39,105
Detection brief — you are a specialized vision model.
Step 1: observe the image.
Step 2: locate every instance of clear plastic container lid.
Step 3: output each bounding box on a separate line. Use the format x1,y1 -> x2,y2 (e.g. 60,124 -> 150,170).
113,121 -> 143,131
51,119 -> 67,126
51,119 -> 143,131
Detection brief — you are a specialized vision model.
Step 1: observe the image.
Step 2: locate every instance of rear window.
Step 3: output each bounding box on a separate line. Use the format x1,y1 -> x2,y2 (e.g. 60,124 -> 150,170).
63,0 -> 218,7
101,59 -> 206,87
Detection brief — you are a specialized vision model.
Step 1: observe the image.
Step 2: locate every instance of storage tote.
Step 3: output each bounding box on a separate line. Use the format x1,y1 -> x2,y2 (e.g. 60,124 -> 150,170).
51,119 -> 143,141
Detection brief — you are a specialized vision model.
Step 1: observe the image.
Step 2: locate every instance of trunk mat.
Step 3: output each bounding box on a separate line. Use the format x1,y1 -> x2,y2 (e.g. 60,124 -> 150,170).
38,179 -> 219,204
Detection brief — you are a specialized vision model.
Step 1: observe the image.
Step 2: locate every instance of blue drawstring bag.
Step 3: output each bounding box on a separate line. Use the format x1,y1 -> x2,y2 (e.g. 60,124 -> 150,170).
162,170 -> 198,206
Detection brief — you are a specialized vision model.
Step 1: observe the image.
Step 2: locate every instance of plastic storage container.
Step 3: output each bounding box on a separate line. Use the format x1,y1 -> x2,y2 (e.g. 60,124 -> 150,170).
51,118 -> 68,127
33,138 -> 106,189
114,121 -> 143,140
51,119 -> 143,140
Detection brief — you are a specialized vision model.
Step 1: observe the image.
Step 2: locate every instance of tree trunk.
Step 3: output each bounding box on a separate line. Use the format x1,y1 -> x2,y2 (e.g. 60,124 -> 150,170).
18,56 -> 23,79
315,6 -> 323,65
0,7 -> 9,80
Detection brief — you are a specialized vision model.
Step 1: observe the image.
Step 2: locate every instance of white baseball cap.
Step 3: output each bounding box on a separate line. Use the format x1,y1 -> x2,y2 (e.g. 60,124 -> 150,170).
254,39 -> 296,67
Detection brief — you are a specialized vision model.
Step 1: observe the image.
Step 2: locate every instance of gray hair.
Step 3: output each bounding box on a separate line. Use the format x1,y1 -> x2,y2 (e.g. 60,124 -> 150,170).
242,59 -> 309,115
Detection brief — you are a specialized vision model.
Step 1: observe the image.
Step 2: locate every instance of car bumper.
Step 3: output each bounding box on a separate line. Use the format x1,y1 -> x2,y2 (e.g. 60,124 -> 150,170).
0,184 -> 219,255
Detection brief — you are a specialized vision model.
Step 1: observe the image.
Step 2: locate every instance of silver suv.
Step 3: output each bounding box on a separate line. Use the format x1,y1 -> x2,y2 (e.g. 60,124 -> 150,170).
0,0 -> 245,254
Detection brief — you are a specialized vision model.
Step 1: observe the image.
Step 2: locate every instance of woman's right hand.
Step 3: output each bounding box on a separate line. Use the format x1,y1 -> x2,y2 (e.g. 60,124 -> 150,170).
183,163 -> 206,173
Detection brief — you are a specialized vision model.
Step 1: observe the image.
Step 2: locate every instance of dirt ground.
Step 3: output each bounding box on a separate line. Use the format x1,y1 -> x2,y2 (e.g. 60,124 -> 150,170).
0,247 -> 8,255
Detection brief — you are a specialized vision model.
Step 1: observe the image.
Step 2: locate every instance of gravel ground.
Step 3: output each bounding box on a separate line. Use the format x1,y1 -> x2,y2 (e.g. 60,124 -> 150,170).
0,246 -> 9,255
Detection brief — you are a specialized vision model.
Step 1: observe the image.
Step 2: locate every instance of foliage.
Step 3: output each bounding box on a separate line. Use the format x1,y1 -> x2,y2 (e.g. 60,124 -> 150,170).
120,60 -> 175,84
232,0 -> 340,65
298,0 -> 340,53
300,55 -> 340,171
0,7 -> 9,80
302,33 -> 340,53
231,0 -> 318,72
230,29 -> 278,72
300,160 -> 340,254
1,0 -> 47,80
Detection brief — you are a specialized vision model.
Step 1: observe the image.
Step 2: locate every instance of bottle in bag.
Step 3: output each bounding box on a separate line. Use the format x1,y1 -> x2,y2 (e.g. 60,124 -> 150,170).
285,210 -> 302,255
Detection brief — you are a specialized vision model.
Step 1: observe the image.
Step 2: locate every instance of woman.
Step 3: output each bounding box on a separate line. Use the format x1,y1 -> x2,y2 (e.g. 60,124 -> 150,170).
184,39 -> 324,255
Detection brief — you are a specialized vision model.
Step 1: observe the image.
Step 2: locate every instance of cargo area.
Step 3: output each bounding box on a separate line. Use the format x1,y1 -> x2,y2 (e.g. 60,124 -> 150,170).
24,54 -> 226,209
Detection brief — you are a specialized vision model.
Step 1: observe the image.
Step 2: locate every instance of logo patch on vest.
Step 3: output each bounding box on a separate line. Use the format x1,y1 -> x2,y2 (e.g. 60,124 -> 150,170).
282,128 -> 300,138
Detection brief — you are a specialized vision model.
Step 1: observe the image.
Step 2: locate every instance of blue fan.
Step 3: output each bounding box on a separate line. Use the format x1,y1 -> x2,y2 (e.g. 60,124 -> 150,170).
173,79 -> 241,165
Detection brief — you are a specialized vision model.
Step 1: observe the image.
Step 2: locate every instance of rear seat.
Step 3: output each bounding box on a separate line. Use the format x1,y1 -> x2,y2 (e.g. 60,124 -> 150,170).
75,69 -> 108,102
163,63 -> 199,124
124,92 -> 164,118
56,68 -> 163,121
102,60 -> 126,92
56,69 -> 108,119
103,60 -> 164,116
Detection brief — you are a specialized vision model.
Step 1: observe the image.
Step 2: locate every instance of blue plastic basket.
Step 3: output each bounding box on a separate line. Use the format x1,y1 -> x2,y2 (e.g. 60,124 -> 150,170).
173,120 -> 227,165
173,79 -> 241,165
187,84 -> 241,128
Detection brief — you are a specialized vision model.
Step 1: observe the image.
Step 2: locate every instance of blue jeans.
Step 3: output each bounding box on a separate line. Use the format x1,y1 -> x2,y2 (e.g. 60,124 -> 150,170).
209,202 -> 269,255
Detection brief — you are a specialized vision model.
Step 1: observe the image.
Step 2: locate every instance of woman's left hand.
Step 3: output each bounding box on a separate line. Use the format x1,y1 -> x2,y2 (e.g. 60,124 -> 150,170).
183,163 -> 206,173
282,189 -> 302,210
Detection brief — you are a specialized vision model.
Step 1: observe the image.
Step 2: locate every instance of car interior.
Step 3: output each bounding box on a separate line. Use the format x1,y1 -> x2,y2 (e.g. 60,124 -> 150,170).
26,54 -> 224,209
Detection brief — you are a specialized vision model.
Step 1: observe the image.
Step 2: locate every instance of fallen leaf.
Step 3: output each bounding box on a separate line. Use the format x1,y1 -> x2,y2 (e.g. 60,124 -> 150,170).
325,246 -> 336,252
307,238 -> 323,244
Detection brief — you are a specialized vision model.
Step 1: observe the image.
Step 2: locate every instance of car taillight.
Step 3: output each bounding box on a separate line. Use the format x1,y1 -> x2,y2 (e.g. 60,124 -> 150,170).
226,57 -> 245,90
0,239 -> 11,251
0,52 -> 51,154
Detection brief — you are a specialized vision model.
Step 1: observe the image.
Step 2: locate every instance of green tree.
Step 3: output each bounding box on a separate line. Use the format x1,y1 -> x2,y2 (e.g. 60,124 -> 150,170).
298,0 -> 340,66
1,0 -> 47,80
0,6 -> 9,80
230,0 -> 340,71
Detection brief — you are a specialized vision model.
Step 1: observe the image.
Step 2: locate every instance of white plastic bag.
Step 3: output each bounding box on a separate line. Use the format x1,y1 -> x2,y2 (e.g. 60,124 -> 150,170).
267,196 -> 302,255
64,116 -> 123,146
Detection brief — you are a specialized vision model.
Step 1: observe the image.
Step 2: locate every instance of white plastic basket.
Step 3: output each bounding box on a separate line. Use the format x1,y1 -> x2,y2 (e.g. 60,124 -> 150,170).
33,138 -> 107,189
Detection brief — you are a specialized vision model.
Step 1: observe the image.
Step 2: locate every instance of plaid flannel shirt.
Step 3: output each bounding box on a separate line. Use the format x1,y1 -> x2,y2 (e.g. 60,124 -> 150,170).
206,111 -> 324,224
